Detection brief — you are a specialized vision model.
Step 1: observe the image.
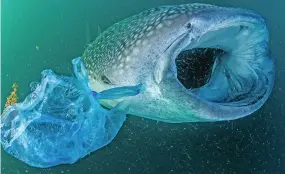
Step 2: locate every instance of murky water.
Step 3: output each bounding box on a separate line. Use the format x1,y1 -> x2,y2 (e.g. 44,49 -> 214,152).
1,0 -> 285,173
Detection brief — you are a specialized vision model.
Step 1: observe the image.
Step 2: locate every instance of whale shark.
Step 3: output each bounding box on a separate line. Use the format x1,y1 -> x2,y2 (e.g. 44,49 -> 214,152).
82,3 -> 275,123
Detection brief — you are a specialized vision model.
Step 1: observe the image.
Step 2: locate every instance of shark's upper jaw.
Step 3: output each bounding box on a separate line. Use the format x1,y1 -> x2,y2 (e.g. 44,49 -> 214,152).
169,8 -> 272,107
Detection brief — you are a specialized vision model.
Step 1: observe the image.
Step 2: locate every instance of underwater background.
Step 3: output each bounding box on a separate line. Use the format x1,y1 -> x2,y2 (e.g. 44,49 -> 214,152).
1,0 -> 285,173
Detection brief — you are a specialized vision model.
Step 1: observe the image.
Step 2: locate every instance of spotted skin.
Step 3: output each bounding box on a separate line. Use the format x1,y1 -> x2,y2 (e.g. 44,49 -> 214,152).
82,4 -> 215,86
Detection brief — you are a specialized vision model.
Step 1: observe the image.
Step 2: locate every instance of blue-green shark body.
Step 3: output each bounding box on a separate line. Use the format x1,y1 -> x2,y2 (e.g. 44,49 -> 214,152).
82,3 -> 274,123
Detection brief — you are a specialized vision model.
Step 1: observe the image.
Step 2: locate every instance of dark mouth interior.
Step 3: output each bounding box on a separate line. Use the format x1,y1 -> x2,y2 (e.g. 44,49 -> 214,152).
175,48 -> 226,89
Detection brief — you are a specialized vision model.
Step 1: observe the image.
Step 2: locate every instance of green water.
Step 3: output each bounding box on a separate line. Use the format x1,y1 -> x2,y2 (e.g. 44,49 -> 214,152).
1,0 -> 285,173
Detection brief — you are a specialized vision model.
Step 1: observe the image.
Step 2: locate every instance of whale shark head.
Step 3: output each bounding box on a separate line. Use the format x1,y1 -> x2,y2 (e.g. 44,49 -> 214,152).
82,3 -> 274,123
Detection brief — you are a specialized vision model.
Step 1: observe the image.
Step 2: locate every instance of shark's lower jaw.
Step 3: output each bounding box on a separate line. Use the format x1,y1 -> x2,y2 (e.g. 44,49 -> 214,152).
174,17 -> 274,113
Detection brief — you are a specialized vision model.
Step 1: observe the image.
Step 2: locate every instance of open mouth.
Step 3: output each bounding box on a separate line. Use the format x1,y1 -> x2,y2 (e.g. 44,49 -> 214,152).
176,48 -> 225,89
174,22 -> 273,106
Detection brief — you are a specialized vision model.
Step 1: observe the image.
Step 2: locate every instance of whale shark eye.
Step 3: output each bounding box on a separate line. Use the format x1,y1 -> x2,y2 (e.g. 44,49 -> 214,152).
101,75 -> 112,85
186,23 -> 192,29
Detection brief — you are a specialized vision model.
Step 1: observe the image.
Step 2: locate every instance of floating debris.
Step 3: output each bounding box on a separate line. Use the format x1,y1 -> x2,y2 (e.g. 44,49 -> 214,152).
4,83 -> 19,109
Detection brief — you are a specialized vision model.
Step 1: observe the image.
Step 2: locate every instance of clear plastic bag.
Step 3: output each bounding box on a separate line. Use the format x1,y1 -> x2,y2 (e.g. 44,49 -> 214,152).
1,57 -> 141,168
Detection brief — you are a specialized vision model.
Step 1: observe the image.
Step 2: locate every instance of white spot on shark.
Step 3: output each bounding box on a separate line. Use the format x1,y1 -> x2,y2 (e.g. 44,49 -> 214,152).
146,26 -> 152,31
147,31 -> 154,37
119,63 -> 124,68
156,23 -> 164,29
125,56 -> 131,62
155,17 -> 161,22
124,50 -> 129,55
143,26 -> 148,31
136,39 -> 142,45
142,39 -> 148,46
